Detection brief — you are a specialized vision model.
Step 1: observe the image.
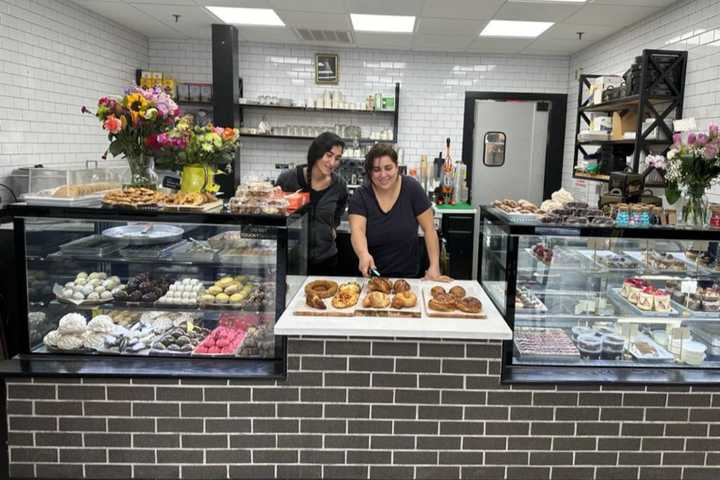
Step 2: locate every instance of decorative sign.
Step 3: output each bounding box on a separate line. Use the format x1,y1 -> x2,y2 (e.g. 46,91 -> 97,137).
316,53 -> 338,85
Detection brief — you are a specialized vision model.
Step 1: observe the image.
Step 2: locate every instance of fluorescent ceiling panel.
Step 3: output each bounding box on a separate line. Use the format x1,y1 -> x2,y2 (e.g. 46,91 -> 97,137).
205,6 -> 285,26
480,20 -> 554,38
350,13 -> 415,33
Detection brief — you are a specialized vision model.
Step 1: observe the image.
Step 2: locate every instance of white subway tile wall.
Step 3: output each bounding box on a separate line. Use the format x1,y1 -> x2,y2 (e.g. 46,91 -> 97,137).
565,0 -> 720,205
0,0 -> 147,200
148,40 -> 569,183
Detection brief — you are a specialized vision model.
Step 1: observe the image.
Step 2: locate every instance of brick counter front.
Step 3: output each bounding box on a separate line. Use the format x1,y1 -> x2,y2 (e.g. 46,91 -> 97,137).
6,337 -> 720,480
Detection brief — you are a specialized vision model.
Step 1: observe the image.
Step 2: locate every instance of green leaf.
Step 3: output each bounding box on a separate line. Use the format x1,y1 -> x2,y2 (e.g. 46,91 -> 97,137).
108,140 -> 123,157
665,182 -> 681,205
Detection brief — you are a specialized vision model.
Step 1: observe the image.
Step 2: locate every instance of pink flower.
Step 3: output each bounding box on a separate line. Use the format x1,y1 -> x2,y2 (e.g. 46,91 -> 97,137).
688,133 -> 697,145
213,127 -> 224,136
157,133 -> 170,145
673,133 -> 682,145
697,133 -> 709,145
103,115 -> 122,134
710,124 -> 719,136
704,144 -> 718,160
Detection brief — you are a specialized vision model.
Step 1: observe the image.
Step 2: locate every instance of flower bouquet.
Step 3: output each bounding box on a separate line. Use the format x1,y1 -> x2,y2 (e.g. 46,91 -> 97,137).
657,125 -> 720,226
83,86 -> 180,187
150,116 -> 240,193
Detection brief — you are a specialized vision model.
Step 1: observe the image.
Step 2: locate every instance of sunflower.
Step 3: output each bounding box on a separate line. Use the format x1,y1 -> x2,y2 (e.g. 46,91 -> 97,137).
124,93 -> 149,125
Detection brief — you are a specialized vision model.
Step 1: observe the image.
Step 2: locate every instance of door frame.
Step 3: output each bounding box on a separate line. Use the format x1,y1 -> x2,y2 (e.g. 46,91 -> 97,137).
461,91 -> 567,203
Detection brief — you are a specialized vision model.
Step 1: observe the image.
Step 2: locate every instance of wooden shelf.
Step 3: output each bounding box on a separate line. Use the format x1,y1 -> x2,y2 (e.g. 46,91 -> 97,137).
573,172 -> 610,182
578,138 -> 671,146
177,100 -> 213,108
579,94 -> 678,113
240,103 -> 396,115
240,134 -> 395,144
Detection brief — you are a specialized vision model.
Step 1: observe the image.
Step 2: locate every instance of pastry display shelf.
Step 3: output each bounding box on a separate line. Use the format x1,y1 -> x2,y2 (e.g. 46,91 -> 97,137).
240,133 -> 396,144
26,251 -> 275,269
240,103 -> 396,115
48,299 -> 273,314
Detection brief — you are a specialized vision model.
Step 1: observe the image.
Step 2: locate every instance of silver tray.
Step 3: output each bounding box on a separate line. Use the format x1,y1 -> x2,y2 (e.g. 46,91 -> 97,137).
103,224 -> 184,245
690,325 -> 720,349
628,334 -> 673,362
119,241 -> 179,260
608,288 -> 679,317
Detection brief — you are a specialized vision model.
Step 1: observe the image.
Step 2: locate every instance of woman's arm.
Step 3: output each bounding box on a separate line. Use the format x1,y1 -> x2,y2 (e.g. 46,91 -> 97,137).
417,208 -> 451,282
349,213 -> 375,277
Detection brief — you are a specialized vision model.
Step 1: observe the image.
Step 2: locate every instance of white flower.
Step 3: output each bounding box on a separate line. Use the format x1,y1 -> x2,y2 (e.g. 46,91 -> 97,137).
667,149 -> 677,160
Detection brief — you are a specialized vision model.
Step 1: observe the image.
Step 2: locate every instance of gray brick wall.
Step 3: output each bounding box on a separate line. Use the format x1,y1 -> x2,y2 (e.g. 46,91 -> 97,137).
6,337 -> 720,480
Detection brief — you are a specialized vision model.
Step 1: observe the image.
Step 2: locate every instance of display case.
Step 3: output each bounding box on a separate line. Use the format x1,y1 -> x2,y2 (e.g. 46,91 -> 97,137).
481,206 -> 720,384
3,203 -> 308,378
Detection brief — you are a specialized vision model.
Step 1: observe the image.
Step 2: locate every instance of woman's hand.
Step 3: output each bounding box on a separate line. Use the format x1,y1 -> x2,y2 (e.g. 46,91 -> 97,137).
358,253 -> 376,278
423,265 -> 452,282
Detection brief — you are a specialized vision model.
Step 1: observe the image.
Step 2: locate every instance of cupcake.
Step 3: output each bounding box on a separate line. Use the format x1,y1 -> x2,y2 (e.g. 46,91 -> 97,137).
654,289 -> 672,313
637,287 -> 655,311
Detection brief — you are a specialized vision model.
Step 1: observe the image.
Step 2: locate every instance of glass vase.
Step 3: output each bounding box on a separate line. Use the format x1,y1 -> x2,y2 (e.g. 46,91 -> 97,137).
125,153 -> 157,189
682,193 -> 708,227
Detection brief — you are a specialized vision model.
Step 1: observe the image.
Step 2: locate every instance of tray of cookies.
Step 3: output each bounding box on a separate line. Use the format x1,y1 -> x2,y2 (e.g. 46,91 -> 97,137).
355,277 -> 421,318
102,187 -> 166,208
158,191 -> 223,212
422,283 -> 486,319
293,278 -> 363,317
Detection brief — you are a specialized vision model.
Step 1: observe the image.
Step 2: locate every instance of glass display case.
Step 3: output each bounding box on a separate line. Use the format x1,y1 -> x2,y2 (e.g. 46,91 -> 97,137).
481,206 -> 720,384
5,204 -> 308,378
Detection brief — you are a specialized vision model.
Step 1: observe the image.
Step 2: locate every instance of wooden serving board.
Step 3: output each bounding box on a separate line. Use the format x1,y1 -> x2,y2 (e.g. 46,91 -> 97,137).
422,283 -> 487,319
158,200 -> 224,212
291,277 -> 365,317
354,279 -> 422,318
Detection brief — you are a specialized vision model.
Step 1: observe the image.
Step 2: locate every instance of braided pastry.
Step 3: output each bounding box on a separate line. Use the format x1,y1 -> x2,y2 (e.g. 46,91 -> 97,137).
368,277 -> 392,294
449,286 -> 466,300
456,296 -> 482,313
392,279 -> 411,294
428,292 -> 456,312
430,286 -> 447,299
363,291 -> 390,308
391,291 -> 417,309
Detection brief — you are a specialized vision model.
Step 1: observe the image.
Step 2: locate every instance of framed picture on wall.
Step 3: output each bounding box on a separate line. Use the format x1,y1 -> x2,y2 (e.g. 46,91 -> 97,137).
315,53 -> 338,84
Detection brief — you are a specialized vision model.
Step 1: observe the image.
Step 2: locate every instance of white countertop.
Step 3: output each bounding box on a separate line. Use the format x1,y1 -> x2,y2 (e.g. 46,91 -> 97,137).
275,277 -> 512,340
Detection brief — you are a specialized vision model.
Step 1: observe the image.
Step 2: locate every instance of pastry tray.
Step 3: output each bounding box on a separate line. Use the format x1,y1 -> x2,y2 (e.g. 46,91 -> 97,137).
489,207 -> 540,224
102,224 -> 184,245
514,287 -> 548,314
522,247 -> 589,270
528,292 -> 616,318
608,288 -> 679,317
623,250 -> 694,274
24,190 -> 111,207
690,324 -> 720,349
158,199 -> 224,212
670,298 -> 720,319
513,327 -> 581,361
149,325 -> 211,357
421,283 -> 486,319
58,234 -> 124,256
575,249 -> 642,272
217,249 -> 275,266
292,277 -> 365,317
355,279 -> 422,318
190,327 -> 247,358
119,241 -> 180,260
628,334 -> 673,362
164,240 -> 218,263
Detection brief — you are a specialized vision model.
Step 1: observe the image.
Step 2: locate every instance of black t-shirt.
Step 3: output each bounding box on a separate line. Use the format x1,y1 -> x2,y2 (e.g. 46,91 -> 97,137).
348,176 -> 431,277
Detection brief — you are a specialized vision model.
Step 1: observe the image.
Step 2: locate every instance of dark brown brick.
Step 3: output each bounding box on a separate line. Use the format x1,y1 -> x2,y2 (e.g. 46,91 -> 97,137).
553,407 -> 597,421
372,404 -> 416,419
229,402 -> 275,417
667,423 -> 707,436
370,466 -> 414,479
228,466 -> 274,479
578,392 -> 623,406
623,392 -> 667,407
485,451 -> 529,465
109,448 -> 155,463
84,433 -> 130,447
8,432 -> 34,446
254,418 -> 298,433
325,403 -> 370,418
9,416 -> 56,431
546,467 -> 595,479
668,393 -> 711,407
508,437 -> 551,450
9,465 -> 35,479
623,422 -> 664,436
420,374 -> 464,389
34,401 -> 79,415
276,464 -> 321,479
488,391 -> 532,405
443,359 -> 487,374
326,372 -> 370,387
396,388 -> 440,404
419,343 -> 464,357
417,435 -> 460,450
465,406 -> 508,420
303,387 -> 347,402
157,418 -> 204,433
416,466 -> 460,479
575,452 -> 618,465
373,341 -> 417,356
324,435 -> 369,449
463,436 -> 506,450
59,417 -> 105,431
373,373 -> 417,388
684,468 -> 720,480
36,432 -> 81,446
345,449 -> 390,464
182,433 -> 227,448
596,467 -> 641,479
36,464 -> 83,479
323,466 -> 369,479
57,385 -> 105,400
6,400 -> 32,415
203,387 -> 250,401
641,437 -> 684,451
395,358 -> 439,373
108,417 -> 154,432
646,407 -> 688,421
181,466 -> 228,479
394,450 -> 438,464
687,438 -> 720,451
133,466 -> 179,479
11,447 -> 58,462
576,422 -> 618,436
182,402 -> 227,417
326,340 -> 371,355
133,402 -> 179,417
531,422 -> 574,436
529,451 -> 572,465
639,467 -> 684,480
467,375 -> 505,390
440,421 -> 485,435
370,435 -> 414,449
460,466 -> 506,479
253,387 -> 298,402
533,392 -> 577,406
8,384 -> 55,399
553,437 -> 596,450
231,434 -> 275,448
134,434 -> 179,448
441,390 -> 486,405
154,387 -> 202,401
107,386 -> 153,401
395,420 -> 438,435
206,449 -> 251,463
663,452 -> 705,465
350,357 -> 394,371
467,343 -> 501,358
349,420 -> 392,434
348,388 -> 392,403
285,371 -> 324,387
278,402 -> 323,418
302,419 -> 346,433
691,408 -> 720,422
708,453 -> 720,465
712,425 -> 720,436
599,437 -> 641,451
278,434 -> 322,448
601,407 -> 644,421
85,401 -> 131,416
486,421 -> 529,436
419,405 -> 462,420
85,465 -> 132,479
158,449 -> 206,464
287,339 -> 323,354
60,448 -> 106,463
436,450 -> 482,464
510,406 -> 552,421
302,355 -> 347,371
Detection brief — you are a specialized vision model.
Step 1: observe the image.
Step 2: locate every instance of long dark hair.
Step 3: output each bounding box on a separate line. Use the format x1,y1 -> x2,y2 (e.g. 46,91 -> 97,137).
364,143 -> 398,178
307,132 -> 345,185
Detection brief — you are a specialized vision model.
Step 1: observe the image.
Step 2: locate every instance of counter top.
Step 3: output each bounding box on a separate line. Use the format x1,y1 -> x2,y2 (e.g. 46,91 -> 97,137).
275,277 -> 512,340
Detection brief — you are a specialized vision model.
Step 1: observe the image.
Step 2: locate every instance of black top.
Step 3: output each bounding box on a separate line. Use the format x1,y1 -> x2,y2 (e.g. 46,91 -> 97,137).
277,166 -> 348,263
349,176 -> 431,277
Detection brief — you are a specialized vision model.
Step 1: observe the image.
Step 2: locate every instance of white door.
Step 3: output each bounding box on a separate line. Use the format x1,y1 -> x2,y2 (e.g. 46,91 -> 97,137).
470,100 -> 550,207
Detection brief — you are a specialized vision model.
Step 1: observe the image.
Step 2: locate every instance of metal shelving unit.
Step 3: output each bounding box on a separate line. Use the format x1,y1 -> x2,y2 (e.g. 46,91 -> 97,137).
572,49 -> 688,185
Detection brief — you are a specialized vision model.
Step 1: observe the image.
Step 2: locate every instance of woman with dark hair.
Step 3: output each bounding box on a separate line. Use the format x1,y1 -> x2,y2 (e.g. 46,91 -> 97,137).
348,143 -> 448,280
277,132 -> 348,275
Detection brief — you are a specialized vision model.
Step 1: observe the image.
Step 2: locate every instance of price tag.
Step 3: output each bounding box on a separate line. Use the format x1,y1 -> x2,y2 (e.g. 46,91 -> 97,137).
681,279 -> 698,294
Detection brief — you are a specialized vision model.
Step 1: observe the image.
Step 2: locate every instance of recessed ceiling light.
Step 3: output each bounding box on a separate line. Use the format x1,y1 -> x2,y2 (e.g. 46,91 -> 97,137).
205,6 -> 285,26
350,14 -> 415,33
480,20 -> 554,38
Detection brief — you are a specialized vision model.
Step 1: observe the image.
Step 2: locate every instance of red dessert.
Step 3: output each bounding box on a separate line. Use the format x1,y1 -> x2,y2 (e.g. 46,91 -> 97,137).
194,326 -> 246,355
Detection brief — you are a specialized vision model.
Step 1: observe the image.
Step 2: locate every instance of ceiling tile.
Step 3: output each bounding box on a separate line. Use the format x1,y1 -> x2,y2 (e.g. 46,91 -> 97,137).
268,0 -> 349,14
564,4 -> 660,26
466,37 -> 534,54
276,10 -> 352,30
412,34 -> 473,51
590,0 -> 677,7
495,1 -> 585,22
422,0 -> 504,20
523,38 -> 578,54
71,1 -> 179,37
132,4 -> 217,29
193,0 -> 273,7
416,18 -> 483,36
347,0 -> 424,16
353,32 -> 413,49
238,25 -> 300,43
544,22 -> 616,41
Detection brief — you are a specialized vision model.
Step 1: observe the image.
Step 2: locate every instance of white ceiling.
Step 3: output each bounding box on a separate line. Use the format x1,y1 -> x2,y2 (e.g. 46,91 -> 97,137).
70,0 -> 678,55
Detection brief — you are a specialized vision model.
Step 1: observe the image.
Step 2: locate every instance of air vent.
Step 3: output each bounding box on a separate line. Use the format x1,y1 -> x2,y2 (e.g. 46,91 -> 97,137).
295,28 -> 353,44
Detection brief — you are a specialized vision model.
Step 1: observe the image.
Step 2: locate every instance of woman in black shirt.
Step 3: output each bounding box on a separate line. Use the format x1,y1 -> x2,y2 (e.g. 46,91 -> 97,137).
348,144 -> 448,280
277,132 -> 348,275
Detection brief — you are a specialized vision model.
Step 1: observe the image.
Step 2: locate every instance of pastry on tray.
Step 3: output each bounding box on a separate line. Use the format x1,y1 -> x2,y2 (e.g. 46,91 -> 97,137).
392,279 -> 411,294
430,286 -> 446,299
306,293 -> 326,310
391,291 -> 417,309
428,292 -> 456,312
161,191 -> 217,206
338,282 -> 361,295
363,291 -> 390,308
368,277 -> 392,294
103,187 -> 165,207
457,296 -> 482,313
331,290 -> 359,309
304,280 -> 338,299
449,286 -> 466,300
